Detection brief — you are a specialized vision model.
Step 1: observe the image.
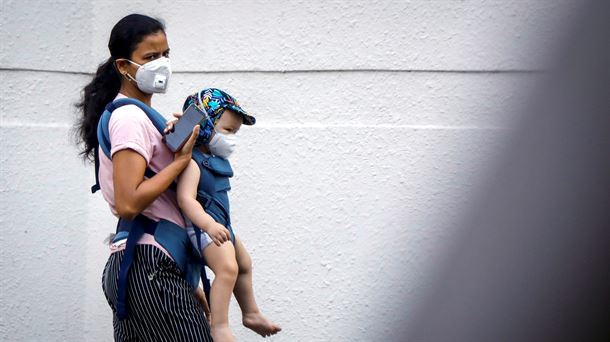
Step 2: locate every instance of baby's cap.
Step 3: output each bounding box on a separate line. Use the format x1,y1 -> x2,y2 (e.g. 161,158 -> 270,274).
184,88 -> 255,126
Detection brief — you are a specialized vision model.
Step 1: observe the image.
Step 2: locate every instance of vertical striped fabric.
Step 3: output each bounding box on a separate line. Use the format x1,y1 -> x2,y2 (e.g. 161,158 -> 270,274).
102,244 -> 213,341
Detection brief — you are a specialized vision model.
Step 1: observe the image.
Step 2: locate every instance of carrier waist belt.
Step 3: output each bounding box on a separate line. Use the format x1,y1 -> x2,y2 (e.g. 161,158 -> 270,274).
114,215 -> 200,320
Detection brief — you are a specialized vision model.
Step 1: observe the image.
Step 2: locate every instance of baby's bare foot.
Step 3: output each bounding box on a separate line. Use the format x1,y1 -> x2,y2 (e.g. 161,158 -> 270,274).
211,324 -> 236,342
243,311 -> 282,337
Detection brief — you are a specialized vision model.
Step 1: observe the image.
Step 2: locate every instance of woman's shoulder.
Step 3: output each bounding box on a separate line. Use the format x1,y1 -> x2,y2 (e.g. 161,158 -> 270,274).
111,102 -> 147,120
109,94 -> 151,123
109,103 -> 156,133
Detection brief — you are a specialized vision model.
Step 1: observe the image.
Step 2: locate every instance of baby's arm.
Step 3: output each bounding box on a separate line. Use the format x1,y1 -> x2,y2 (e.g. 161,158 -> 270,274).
177,159 -> 232,246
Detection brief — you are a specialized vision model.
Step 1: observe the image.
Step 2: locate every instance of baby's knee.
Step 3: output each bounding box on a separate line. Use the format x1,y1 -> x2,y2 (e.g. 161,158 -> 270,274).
216,259 -> 239,280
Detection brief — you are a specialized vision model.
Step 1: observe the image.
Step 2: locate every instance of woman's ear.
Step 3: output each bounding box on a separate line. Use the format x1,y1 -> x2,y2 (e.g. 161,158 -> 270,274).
114,59 -> 130,77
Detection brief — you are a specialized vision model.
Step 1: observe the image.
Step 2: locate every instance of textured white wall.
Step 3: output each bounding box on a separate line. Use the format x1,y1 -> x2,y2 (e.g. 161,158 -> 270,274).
1,1 -> 575,341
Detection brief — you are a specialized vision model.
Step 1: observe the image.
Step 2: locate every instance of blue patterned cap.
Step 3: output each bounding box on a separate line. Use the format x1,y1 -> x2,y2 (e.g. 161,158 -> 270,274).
183,88 -> 255,145
184,88 -> 255,126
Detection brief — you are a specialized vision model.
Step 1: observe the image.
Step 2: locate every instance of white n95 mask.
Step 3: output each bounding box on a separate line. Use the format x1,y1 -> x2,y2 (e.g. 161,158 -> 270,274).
123,57 -> 172,94
208,132 -> 237,159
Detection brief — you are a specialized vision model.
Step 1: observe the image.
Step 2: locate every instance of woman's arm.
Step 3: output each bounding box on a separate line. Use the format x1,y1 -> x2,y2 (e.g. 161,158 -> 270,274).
113,125 -> 199,219
177,159 -> 231,245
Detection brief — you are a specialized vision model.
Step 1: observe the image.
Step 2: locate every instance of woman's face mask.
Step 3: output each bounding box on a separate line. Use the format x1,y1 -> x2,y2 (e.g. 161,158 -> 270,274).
121,57 -> 172,94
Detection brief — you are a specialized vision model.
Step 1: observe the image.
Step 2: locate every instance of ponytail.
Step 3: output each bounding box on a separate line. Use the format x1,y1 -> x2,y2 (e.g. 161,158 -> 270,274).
74,13 -> 165,161
75,57 -> 121,161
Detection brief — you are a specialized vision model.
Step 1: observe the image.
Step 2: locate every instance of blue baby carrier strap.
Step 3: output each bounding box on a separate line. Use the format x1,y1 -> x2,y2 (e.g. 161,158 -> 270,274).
114,215 -> 156,320
91,98 -> 175,194
114,214 -> 203,320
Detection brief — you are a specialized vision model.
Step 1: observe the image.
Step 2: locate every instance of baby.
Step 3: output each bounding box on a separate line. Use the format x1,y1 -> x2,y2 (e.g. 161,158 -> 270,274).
176,88 -> 281,342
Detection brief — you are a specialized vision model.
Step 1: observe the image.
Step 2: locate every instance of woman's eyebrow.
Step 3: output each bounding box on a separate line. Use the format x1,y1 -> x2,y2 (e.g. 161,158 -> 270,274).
141,48 -> 169,57
141,50 -> 159,57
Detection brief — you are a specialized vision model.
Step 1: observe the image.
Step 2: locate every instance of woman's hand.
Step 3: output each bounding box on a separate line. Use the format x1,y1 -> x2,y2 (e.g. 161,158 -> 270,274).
193,286 -> 211,322
205,222 -> 232,246
166,111 -> 198,169
163,112 -> 183,134
174,125 -> 200,165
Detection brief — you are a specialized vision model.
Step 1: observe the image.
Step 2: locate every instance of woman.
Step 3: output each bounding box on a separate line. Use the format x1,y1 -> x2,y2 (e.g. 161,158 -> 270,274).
75,14 -> 212,341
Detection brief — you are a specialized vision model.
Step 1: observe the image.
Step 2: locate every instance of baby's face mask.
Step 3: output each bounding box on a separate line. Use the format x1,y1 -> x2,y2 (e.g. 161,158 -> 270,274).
208,132 -> 237,159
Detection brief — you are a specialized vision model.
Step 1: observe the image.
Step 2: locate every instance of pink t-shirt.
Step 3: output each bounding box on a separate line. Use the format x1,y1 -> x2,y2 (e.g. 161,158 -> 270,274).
98,94 -> 185,252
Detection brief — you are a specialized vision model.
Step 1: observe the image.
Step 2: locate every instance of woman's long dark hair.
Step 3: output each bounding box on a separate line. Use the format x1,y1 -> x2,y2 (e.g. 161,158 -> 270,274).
75,14 -> 165,161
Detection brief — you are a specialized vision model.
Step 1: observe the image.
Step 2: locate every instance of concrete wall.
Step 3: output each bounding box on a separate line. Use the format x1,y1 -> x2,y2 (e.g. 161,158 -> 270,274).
1,1 -> 574,341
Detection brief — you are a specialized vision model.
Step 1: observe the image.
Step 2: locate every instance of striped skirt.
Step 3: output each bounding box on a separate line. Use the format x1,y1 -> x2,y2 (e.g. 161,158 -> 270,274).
102,244 -> 213,341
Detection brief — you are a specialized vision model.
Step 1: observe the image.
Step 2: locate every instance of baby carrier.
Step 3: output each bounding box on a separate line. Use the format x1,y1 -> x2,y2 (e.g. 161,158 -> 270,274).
92,98 -> 215,320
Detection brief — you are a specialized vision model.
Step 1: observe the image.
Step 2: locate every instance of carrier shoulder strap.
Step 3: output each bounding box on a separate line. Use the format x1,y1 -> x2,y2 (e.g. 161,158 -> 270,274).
91,98 -> 174,193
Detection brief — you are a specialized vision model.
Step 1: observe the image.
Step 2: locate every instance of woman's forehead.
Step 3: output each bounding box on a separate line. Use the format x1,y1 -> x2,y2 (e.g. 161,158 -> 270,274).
133,31 -> 168,54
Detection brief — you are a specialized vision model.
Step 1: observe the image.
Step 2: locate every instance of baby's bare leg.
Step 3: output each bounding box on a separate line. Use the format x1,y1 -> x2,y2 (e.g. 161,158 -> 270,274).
233,236 -> 282,337
203,242 -> 238,342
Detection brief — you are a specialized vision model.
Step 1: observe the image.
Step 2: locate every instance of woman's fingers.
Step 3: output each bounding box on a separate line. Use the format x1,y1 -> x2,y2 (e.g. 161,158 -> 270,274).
180,125 -> 200,154
164,112 -> 182,133
164,118 -> 178,133
164,111 -> 182,133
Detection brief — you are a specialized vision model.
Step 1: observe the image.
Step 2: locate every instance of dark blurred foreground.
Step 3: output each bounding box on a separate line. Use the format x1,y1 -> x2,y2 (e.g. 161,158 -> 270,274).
395,1 -> 610,341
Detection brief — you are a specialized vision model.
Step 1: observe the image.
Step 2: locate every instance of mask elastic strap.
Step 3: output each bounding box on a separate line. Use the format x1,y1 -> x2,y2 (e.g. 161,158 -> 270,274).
115,58 -> 140,84
124,72 -> 137,83
124,59 -> 142,67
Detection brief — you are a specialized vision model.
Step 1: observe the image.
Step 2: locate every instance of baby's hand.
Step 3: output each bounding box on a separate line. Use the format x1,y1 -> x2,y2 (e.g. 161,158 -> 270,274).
163,112 -> 183,134
205,222 -> 231,246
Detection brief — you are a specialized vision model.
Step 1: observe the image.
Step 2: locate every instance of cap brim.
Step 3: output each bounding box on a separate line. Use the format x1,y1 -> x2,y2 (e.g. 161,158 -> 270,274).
227,104 -> 256,125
